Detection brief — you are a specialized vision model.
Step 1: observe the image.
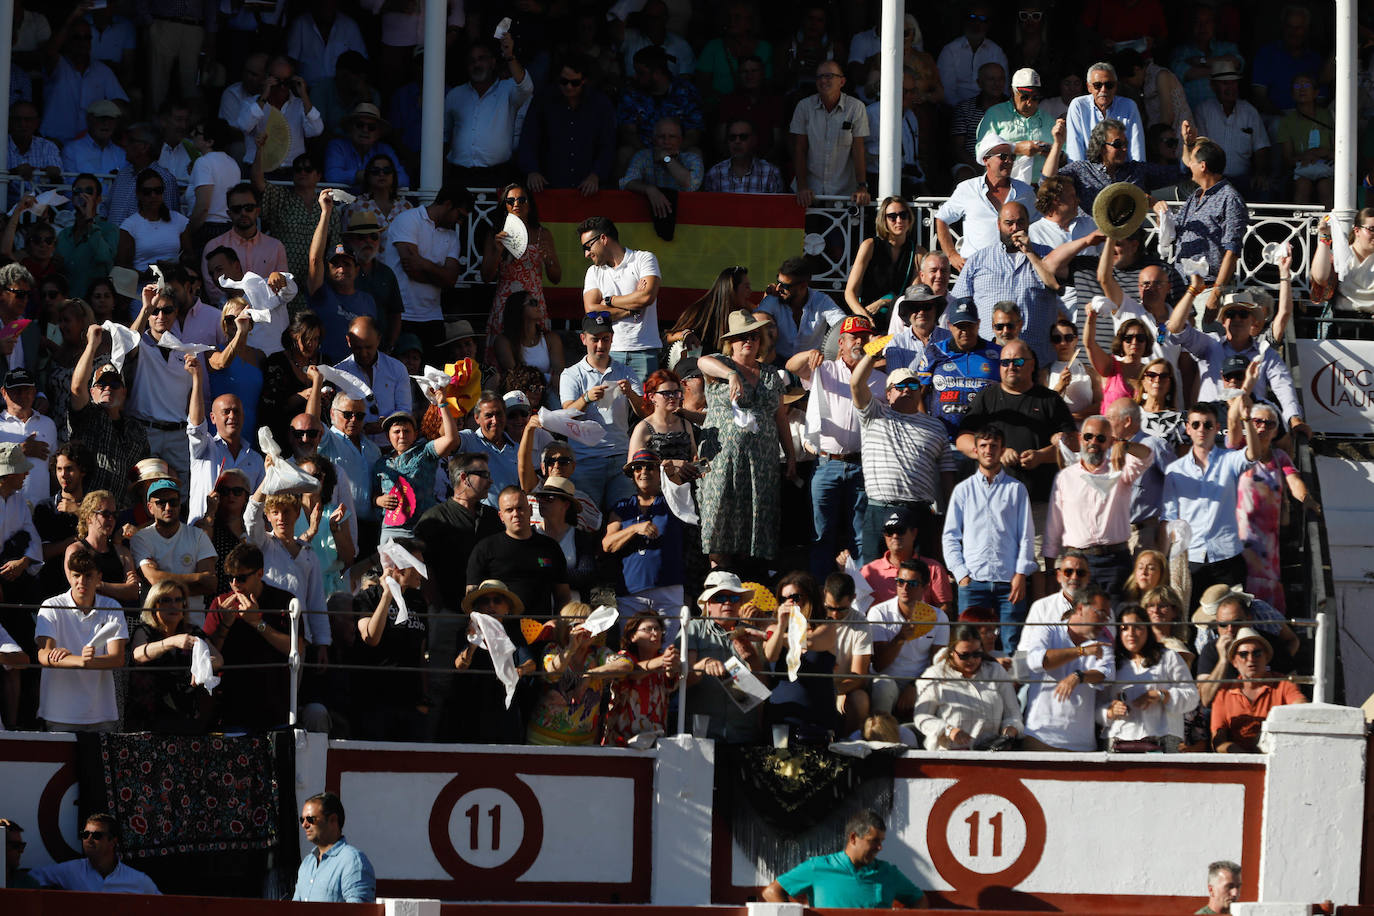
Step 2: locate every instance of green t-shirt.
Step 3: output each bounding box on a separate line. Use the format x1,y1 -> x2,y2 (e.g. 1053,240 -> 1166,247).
777,850 -> 924,908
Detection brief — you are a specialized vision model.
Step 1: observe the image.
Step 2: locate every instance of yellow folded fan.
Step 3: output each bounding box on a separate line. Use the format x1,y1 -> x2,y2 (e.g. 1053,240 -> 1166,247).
864,334 -> 894,356
905,601 -> 938,639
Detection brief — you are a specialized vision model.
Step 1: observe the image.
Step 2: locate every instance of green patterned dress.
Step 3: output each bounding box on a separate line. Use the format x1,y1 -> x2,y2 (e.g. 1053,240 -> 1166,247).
698,356 -> 783,559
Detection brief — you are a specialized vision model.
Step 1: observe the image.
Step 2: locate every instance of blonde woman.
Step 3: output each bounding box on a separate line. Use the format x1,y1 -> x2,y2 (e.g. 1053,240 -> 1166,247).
845,196 -> 919,326
127,581 -> 222,733
71,490 -> 139,605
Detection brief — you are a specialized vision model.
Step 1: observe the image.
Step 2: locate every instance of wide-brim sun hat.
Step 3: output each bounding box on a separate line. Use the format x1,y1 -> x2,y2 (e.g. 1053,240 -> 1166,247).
1092,182 -> 1150,240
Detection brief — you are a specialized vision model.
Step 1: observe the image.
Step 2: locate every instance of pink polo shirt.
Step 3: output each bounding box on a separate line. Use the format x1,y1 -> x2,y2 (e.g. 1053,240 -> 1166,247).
202,228 -> 289,304
860,553 -> 954,608
1043,451 -> 1148,557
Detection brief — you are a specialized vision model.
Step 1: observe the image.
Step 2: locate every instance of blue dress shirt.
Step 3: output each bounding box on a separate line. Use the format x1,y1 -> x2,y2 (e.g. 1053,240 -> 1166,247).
942,468 -> 1039,583
1162,446 -> 1254,562
1064,95 -> 1147,162
293,836 -> 376,903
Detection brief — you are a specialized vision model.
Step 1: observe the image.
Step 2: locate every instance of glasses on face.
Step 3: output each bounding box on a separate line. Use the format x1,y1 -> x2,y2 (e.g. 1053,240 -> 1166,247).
735,332 -> 760,343
712,594 -> 744,604
1122,332 -> 1150,343
151,496 -> 181,507
1015,90 -> 1040,101
229,569 -> 261,584
366,165 -> 395,176
586,310 -> 612,322
885,210 -> 912,222
1248,416 -> 1278,428
474,595 -> 507,608
815,73 -> 841,82
220,486 -> 249,497
1356,225 -> 1374,234
336,409 -> 365,420
3,288 -> 29,299
653,389 -> 683,398
293,162 -> 318,174
228,203 -> 259,214
968,12 -> 988,21
999,357 -> 1027,368
1143,370 -> 1169,381
952,649 -> 985,661
1104,139 -> 1129,150
1234,649 -> 1263,659
92,508 -> 118,519
79,830 -> 110,841
139,186 -> 164,197
299,815 -> 321,825
7,840 -> 26,850
1222,310 -> 1251,322
292,428 -> 321,440
990,152 -> 1015,161
1050,333 -> 1076,343
156,596 -> 186,607
1190,420 -> 1216,430
883,526 -> 910,537
779,591 -> 804,602
1018,10 -> 1043,21
559,77 -> 584,87
992,322 -> 1016,331
93,375 -> 123,389
149,304 -> 178,317
1081,432 -> 1109,444
581,236 -> 601,252
892,381 -> 922,392
1091,81 -> 1117,90
1060,566 -> 1089,578
894,577 -> 922,589
545,456 -> 574,468
727,132 -> 751,141
504,196 -> 529,207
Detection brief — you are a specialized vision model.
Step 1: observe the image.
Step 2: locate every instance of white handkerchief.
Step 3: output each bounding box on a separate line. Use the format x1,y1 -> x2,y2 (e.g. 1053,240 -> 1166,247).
157,330 -> 216,355
317,365 -> 374,402
843,553 -> 874,615
379,540 -> 428,579
501,211 -> 528,259
581,605 -> 619,638
785,605 -> 808,682
537,407 -> 606,446
191,637 -> 220,692
329,189 -> 357,205
102,321 -> 140,372
86,619 -> 122,649
493,15 -> 512,37
384,576 -> 409,624
218,271 -> 295,325
731,400 -> 758,432
661,467 -> 698,525
258,427 -> 283,459
410,365 -> 451,401
1090,295 -> 1113,317
1080,466 -> 1122,499
1156,208 -> 1177,259
1176,255 -> 1210,279
469,612 -> 519,708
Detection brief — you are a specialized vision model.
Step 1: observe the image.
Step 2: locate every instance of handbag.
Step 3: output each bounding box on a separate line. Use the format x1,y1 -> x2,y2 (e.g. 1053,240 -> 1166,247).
1110,737 -> 1162,753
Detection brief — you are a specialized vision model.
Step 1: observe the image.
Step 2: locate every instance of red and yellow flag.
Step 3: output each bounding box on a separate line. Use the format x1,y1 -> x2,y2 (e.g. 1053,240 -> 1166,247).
535,189 -> 805,321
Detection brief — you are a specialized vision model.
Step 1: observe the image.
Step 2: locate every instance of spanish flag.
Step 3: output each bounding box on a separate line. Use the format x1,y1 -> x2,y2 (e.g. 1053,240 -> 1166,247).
536,189 -> 805,321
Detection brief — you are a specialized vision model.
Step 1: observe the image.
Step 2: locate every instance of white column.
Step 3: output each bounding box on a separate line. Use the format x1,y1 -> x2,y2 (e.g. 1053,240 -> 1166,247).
0,0 -> 14,214
293,729 -> 329,860
747,903 -> 805,916
418,0 -> 449,203
1334,0 -> 1358,218
875,0 -> 903,199
651,735 -> 716,904
380,899 -> 442,916
1257,703 -> 1365,904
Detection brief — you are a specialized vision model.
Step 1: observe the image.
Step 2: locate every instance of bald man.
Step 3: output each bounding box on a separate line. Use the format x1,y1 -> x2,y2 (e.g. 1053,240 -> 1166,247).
335,316 -> 411,446
186,355 -> 265,522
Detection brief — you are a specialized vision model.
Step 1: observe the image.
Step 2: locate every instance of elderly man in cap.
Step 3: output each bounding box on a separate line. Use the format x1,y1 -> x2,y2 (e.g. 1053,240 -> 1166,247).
977,68 -> 1054,181
849,348 -> 947,566
131,478 -> 218,615
915,297 -> 1002,486
341,211 -> 404,351
59,103 -> 127,176
757,257 -> 846,360
185,357 -> 265,524
884,285 -> 951,371
786,315 -> 886,576
0,369 -> 55,507
560,311 -> 648,512
686,572 -> 765,743
1211,627 -> 1307,753
324,103 -> 411,191
1193,61 -> 1271,197
1064,61 -> 1147,163
934,132 -> 1037,272
68,328 -> 149,508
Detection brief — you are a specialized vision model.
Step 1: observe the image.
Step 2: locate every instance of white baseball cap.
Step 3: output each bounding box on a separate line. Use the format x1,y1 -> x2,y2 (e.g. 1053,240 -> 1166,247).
1012,68 -> 1042,89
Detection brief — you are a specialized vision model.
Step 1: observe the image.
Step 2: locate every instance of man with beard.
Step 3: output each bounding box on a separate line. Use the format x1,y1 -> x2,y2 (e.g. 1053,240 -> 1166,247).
1043,414 -> 1152,597
202,184 -> 289,306
443,33 -> 532,188
756,257 -> 845,359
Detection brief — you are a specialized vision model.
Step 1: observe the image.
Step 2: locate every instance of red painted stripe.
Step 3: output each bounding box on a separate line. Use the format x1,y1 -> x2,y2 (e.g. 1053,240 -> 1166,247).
535,189 -> 803,230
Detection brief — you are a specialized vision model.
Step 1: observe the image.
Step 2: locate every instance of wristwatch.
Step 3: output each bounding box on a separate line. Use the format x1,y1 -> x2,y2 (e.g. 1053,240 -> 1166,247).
1072,669 -> 1085,683
603,295 -> 613,309
256,621 -> 268,633
662,155 -> 673,165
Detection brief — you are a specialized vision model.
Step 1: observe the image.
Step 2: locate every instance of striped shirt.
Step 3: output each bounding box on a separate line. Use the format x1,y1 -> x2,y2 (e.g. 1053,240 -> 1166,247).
857,397 -> 946,505
950,241 -> 1062,366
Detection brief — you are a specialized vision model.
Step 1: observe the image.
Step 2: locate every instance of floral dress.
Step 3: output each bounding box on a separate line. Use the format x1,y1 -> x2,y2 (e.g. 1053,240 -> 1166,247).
698,356 -> 783,558
1236,449 -> 1296,610
526,644 -> 615,745
484,232 -> 549,363
604,650 -> 673,746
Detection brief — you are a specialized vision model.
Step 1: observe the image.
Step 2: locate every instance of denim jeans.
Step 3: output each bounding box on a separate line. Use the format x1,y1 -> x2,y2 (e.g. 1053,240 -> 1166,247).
611,349 -> 658,383
570,452 -> 635,515
958,579 -> 1029,653
810,457 -> 866,575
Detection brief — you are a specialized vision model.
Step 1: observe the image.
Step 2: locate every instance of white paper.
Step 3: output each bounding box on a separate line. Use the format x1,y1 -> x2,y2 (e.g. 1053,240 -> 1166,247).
843,553 -> 874,615
85,619 -> 122,649
580,605 -> 619,638
102,321 -> 140,372
501,210 -> 528,259
110,266 -> 141,300
157,330 -> 216,355
470,612 -> 519,708
410,365 -> 451,401
316,365 -> 374,402
1176,255 -> 1210,279
7,190 -> 68,217
191,637 -> 220,692
329,189 -> 357,206
537,407 -> 606,446
784,605 -> 808,682
261,454 -> 321,495
721,655 -> 770,712
493,15 -> 512,37
661,466 -> 698,525
218,271 -> 295,327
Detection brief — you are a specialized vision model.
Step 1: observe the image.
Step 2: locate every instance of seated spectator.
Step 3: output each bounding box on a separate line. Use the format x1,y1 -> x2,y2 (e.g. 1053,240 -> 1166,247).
0,369 -> 56,511
1121,548 -> 1168,603
527,601 -> 633,745
337,316 -> 409,444
686,573 -> 764,743
1193,62 -> 1271,199
341,156 -> 413,263
696,1 -> 770,100
604,610 -> 680,745
1170,4 -> 1243,110
703,119 -> 785,194
1101,606 -> 1198,752
622,0 -> 697,80
1153,138 -> 1246,289
1,209 -> 60,289
36,545 -> 125,733
760,571 -> 838,739
446,579 -> 537,743
1142,585 -> 1196,667
912,624 -> 1023,749
936,2 -> 1008,108
621,117 -> 704,219
481,187 -> 561,360
1276,74 -> 1333,207
1211,627 -> 1307,753
1019,586 -> 1115,752
443,35 -> 532,188
234,55 -> 324,171
790,60 -> 870,208
0,817 -> 39,888
529,473 -> 600,600
311,50 -> 382,141
41,13 -> 128,145
7,101 -> 61,194
106,123 -> 180,231
132,477 -> 218,613
950,62 -> 1009,182
200,183 -> 290,305
325,104 -> 410,192
204,543 -> 295,732
194,469 -> 250,597
1250,5 -> 1329,117
867,559 -> 949,720
1064,62 -> 1147,162
28,813 -> 158,894
934,135 -> 1036,272
57,177 -> 118,305
846,196 -> 919,326
260,312 -> 325,448
127,582 -> 222,734
63,102 -> 127,182
717,56 -> 784,161
604,452 -> 686,618
187,360 -> 265,525
820,572 -> 873,734
350,540 -> 430,741
1310,208 -> 1374,340
1045,118 -> 1182,215
115,169 -> 189,273
518,54 -> 616,196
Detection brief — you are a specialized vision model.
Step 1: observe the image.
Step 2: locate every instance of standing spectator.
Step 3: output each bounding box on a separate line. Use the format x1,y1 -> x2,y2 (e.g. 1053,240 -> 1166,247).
579,216 -> 662,380
199,183 -> 289,304
866,559 -> 949,719
308,209 -> 378,363
704,119 -> 785,194
0,369 -> 56,508
481,184 -> 561,361
234,56 -> 324,169
934,136 -> 1037,271
519,55 -> 616,196
414,452 -> 500,611
756,258 -> 845,359
244,478 -> 329,657
285,0 -> 368,86
341,157 -> 412,262
1211,628 -> 1307,753
864,68 -> 926,196
1251,6 -> 1330,116
28,814 -> 158,893
259,313 -> 323,446
1065,62 -> 1147,163
790,60 -> 871,209
1170,5 -> 1244,110
1019,587 -> 1115,752
447,580 -> 536,743
717,56 -> 784,160
186,361 -> 265,524
35,546 -> 126,732
443,35 -> 531,188
67,334 -> 148,508
467,485 -> 572,617
57,177 -> 118,304
788,315 -> 883,574
912,623 -> 1023,749
622,0 -> 697,79
342,210 -> 405,352
1155,138 -> 1246,290
219,52 -> 269,155
914,298 -> 1002,454
375,400 -> 460,542
140,0 -> 216,114
1105,398 -> 1175,552
383,185 -> 468,345
185,119 -> 241,251
1198,861 -> 1242,914
294,792 -> 375,903
978,68 -> 1054,182
604,454 -> 686,621
39,12 -> 128,145
696,1 -> 770,99
115,170 -> 189,273
1026,550 -> 1092,631
336,316 -> 409,446
950,63 -> 1009,182
943,425 -> 1038,651
1193,62 -> 1272,198
252,151 -> 336,307
936,3 -> 1008,108
351,540 -> 430,740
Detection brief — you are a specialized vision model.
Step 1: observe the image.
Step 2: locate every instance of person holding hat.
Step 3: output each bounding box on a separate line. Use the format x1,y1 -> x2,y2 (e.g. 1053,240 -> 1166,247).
884,284 -> 951,371
934,132 -> 1037,272
1064,61 -> 1147,163
685,572 -> 764,743
914,296 -> 1002,454
1044,116 -> 1184,214
309,193 -> 380,364
977,67 -> 1054,180
605,451 -> 686,623
559,310 -> 648,511
1193,61 -> 1271,196
325,104 -> 411,191
757,257 -> 846,360
1211,627 -> 1307,753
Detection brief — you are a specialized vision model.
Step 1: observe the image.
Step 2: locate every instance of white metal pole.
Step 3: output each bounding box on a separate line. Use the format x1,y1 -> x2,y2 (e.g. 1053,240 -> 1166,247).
0,0 -> 15,214
876,0 -> 902,199
419,0 -> 449,203
288,599 -> 301,727
1314,607 -> 1332,704
677,604 -> 689,737
1334,0 -> 1358,219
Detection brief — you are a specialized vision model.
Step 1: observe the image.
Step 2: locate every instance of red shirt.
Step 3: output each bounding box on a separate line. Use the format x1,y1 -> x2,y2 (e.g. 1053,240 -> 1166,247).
860,553 -> 953,607
1211,679 -> 1306,747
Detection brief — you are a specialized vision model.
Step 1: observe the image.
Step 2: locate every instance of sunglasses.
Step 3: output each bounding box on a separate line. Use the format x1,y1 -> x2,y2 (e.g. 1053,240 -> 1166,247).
300,815 -> 322,825
989,152 -> 1015,161
545,456 -> 574,467
504,196 -> 529,207
92,508 -> 118,518
895,577 -> 922,588
999,357 -> 1028,368
292,428 -> 321,439
559,77 -> 584,87
1051,333 -> 1077,343
581,236 -> 602,252
138,186 -> 164,196
883,525 -> 910,535
1222,310 -> 1252,321
149,305 -> 177,316
1122,332 -> 1151,343
366,165 -> 395,175
712,594 -> 744,604
1234,649 -> 1264,659
1248,417 -> 1277,428
779,592 -> 804,602
727,132 -> 751,141
228,203 -> 259,214
474,595 -> 507,606
1081,432 -> 1108,443
230,569 -> 261,583
3,288 -> 29,298
892,381 -> 922,392
1190,420 -> 1216,430
79,830 -> 110,840
992,322 -> 1016,331
1091,81 -> 1117,90
1018,10 -> 1043,21
151,496 -> 181,506
1144,370 -> 1169,380
653,389 -> 683,397
1163,137 -> 1180,148
156,597 -> 186,607
885,211 -> 912,222
586,310 -> 612,322
1060,567 -> 1089,578
219,486 -> 249,496
336,409 -> 365,420
93,375 -> 123,389
952,649 -> 985,661
461,468 -> 492,479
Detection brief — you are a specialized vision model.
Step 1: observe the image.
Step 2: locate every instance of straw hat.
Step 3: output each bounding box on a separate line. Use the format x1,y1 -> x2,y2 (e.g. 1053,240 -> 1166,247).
719,309 -> 771,341
1092,182 -> 1150,240
461,579 -> 524,615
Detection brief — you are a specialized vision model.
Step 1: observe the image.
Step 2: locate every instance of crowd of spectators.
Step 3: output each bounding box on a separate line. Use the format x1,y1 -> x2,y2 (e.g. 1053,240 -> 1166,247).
0,0 -> 1330,758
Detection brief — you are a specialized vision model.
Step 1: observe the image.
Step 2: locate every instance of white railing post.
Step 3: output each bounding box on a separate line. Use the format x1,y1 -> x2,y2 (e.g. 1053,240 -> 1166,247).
876,0 -> 902,199
1314,606 -> 1333,705
288,598 -> 301,727
677,603 -> 689,737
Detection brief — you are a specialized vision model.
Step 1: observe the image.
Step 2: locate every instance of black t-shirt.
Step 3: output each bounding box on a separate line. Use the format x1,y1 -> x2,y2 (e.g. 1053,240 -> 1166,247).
960,383 -> 1076,501
414,499 -> 502,612
466,530 -> 569,617
350,584 -> 429,705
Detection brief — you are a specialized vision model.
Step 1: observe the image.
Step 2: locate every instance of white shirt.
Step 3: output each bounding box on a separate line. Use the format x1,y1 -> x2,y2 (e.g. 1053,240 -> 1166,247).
131,522 -> 217,612
912,653 -> 1023,748
1193,98 -> 1270,177
235,96 -> 324,166
336,352 -> 412,447
1064,94 -> 1147,162
187,421 -> 267,523
1026,590 -> 1075,630
802,357 -> 884,454
789,93 -> 870,197
1028,212 -> 1098,255
1098,650 -> 1198,742
865,597 -> 949,680
35,592 -> 126,725
1021,623 -> 1115,751
219,81 -> 256,145
29,857 -> 160,894
0,410 -> 57,505
285,12 -> 369,84
583,248 -> 663,352
120,211 -> 190,272
128,332 -> 195,423
0,489 -> 42,577
936,35 -> 1009,107
383,205 -> 459,323
933,174 -> 1037,256
185,150 -> 242,223
756,288 -> 845,358
443,74 -> 535,168
159,141 -> 193,188
245,500 -> 329,645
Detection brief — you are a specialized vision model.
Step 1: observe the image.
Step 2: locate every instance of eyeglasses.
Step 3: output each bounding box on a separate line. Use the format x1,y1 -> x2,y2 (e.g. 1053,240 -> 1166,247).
1091,81 -> 1116,90
79,830 -> 110,840
1221,310 -> 1251,321
336,409 -> 365,420
504,196 -> 529,207
586,310 -> 612,322
1050,333 -> 1076,343
779,592 -> 804,602
366,165 -> 395,175
1081,432 -> 1108,443
1104,139 -> 1129,150
815,73 -> 842,82
559,77 -> 584,87
894,577 -> 922,588
92,508 -> 118,519
292,428 -> 321,439
3,288 -> 29,298
1356,225 -> 1374,234
1121,332 -> 1150,343
93,375 -> 123,389
138,186 -> 164,196
219,486 -> 249,496
151,496 -> 181,506
581,236 -> 602,252
544,456 -> 574,467
653,389 -> 683,398
727,132 -> 751,141
230,570 -> 261,583
823,603 -> 849,613
462,469 -> 492,479
1144,370 -> 1169,380
353,120 -> 380,132
228,203 -> 259,214
1018,10 -> 1043,21
999,357 -> 1027,368
989,152 -> 1015,161
952,649 -> 985,661
892,381 -> 922,392
711,594 -> 744,604
1248,417 -> 1278,428
734,332 -> 760,342
1189,420 -> 1216,430
156,597 -> 186,607
293,163 -> 318,173
992,322 -> 1015,331
1234,649 -> 1263,659
300,815 -> 322,825
968,12 -> 988,21
1060,567 -> 1089,578
885,211 -> 912,222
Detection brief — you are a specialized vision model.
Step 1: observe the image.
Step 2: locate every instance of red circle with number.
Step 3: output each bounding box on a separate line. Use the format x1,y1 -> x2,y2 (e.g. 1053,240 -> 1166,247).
428,771 -> 544,881
925,775 -> 1046,891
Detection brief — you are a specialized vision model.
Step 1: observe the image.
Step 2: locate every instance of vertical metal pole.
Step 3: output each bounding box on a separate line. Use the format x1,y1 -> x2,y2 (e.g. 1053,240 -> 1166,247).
1314,608 -> 1333,705
677,604 -> 689,737
288,599 -> 301,727
1334,0 -> 1358,219
0,0 -> 15,214
419,0 -> 449,203
876,0 -> 902,199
